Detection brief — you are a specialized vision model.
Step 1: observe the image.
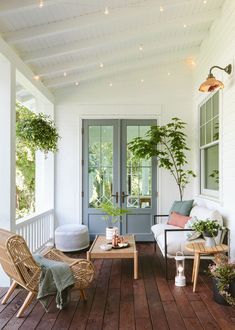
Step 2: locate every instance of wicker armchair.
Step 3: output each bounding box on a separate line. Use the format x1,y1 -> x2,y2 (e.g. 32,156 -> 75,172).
0,229 -> 95,317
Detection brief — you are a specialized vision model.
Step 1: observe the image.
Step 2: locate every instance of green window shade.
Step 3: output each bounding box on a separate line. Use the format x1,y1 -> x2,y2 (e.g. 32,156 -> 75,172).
200,125 -> 205,147
213,92 -> 219,116
206,98 -> 212,122
200,104 -> 206,126
204,145 -> 219,191
213,116 -> 219,141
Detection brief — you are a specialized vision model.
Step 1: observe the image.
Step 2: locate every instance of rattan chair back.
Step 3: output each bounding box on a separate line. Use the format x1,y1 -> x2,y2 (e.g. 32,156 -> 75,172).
0,229 -> 40,292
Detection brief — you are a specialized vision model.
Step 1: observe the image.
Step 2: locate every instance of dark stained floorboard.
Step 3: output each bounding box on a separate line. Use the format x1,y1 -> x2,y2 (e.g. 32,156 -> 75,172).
0,243 -> 234,329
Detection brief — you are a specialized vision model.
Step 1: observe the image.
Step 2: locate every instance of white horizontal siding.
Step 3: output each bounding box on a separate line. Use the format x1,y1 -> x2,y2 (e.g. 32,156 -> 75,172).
194,0 -> 235,258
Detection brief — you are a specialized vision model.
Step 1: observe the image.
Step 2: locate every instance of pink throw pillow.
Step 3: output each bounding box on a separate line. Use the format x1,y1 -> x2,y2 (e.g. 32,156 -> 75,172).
168,212 -> 191,228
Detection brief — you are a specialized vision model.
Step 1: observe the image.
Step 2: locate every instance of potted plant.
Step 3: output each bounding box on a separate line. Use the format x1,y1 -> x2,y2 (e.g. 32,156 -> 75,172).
209,253 -> 235,306
192,220 -> 221,247
128,117 -> 196,201
100,203 -> 128,240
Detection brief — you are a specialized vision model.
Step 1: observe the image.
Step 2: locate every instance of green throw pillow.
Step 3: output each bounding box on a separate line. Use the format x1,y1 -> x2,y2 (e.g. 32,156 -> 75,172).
169,200 -> 194,216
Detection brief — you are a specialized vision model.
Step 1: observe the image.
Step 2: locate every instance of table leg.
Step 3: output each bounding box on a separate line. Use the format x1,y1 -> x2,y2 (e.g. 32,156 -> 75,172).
193,253 -> 200,293
87,251 -> 90,261
192,257 -> 196,283
134,250 -> 138,279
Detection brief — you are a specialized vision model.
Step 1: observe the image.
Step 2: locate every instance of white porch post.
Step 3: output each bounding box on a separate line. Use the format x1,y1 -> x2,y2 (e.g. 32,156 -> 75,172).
35,99 -> 55,212
0,56 -> 16,286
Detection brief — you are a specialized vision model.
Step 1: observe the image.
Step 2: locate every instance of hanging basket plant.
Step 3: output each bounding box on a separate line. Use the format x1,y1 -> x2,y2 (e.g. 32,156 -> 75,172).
16,103 -> 60,154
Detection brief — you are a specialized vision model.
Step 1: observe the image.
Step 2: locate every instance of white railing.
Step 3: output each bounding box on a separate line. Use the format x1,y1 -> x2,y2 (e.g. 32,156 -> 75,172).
16,209 -> 54,253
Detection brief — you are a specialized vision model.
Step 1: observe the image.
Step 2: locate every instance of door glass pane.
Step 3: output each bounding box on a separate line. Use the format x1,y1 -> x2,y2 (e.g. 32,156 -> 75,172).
126,125 -> 152,208
88,126 -> 113,208
204,144 -> 219,190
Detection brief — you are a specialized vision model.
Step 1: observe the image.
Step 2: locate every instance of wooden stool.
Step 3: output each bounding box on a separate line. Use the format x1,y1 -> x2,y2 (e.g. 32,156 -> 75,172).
186,242 -> 228,292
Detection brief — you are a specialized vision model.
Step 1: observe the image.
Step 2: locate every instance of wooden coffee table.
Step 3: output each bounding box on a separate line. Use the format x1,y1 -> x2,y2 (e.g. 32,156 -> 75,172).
87,235 -> 138,279
186,242 -> 228,292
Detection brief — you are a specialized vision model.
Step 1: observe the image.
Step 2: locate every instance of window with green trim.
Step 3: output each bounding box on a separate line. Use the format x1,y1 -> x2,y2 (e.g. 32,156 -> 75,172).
199,91 -> 219,197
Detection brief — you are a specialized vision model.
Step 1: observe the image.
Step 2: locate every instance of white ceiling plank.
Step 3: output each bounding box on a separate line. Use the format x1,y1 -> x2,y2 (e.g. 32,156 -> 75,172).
4,6 -> 219,44
45,47 -> 199,88
0,36 -> 54,103
37,33 -> 204,77
0,0 -> 64,16
23,26 -> 207,64
15,85 -> 25,94
17,94 -> 34,103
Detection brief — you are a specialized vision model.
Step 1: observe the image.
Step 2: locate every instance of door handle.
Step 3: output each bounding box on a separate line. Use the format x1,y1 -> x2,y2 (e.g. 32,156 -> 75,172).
111,192 -> 119,203
121,192 -> 129,203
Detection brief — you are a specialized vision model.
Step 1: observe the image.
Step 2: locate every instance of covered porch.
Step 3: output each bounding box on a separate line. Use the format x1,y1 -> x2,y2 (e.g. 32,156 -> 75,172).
0,0 -> 235,328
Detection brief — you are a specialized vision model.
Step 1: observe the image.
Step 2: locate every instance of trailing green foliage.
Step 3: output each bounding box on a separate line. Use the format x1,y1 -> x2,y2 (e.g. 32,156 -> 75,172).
128,117 -> 196,201
16,102 -> 60,219
16,103 -> 60,154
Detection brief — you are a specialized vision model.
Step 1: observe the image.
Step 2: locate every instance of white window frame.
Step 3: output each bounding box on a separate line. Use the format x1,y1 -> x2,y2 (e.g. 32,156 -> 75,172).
199,91 -> 220,199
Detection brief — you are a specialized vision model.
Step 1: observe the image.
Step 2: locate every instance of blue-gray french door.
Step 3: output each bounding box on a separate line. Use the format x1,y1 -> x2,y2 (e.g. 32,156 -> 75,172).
82,119 -> 157,241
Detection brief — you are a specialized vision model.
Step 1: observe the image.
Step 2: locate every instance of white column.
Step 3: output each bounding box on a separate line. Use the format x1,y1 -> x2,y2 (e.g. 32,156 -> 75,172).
0,57 -> 16,286
35,99 -> 55,212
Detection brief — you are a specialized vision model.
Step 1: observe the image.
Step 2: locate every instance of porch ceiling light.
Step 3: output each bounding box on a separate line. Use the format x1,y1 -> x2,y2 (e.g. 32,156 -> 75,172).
199,64 -> 232,92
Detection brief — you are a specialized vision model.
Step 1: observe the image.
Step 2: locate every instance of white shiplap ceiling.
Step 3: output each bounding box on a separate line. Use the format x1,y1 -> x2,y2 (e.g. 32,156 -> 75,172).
0,0 -> 225,95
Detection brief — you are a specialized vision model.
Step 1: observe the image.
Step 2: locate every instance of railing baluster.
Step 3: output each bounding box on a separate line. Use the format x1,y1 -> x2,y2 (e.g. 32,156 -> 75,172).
15,210 -> 54,253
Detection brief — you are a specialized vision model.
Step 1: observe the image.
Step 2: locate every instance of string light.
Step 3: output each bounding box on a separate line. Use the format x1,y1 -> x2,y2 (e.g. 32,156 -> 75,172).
99,63 -> 104,68
63,72 -> 67,77
39,0 -> 44,8
183,23 -> 187,28
203,0 -> 207,4
109,82 -> 113,87
33,75 -> 40,80
159,6 -> 164,12
167,72 -> 171,76
141,79 -> 144,83
139,44 -> 143,51
75,82 -> 79,86
104,7 -> 109,15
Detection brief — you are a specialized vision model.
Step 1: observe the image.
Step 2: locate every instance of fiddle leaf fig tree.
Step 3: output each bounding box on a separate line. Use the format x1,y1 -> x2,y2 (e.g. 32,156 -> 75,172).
128,117 -> 196,201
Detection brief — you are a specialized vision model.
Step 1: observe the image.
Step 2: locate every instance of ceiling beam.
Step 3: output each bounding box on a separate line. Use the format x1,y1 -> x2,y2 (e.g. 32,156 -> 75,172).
45,46 -> 199,88
23,25 -> 207,64
0,0 -> 64,16
4,5 -> 219,44
36,34 -> 203,77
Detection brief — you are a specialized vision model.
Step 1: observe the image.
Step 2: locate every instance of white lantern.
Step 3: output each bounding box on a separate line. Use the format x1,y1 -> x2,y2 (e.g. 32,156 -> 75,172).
175,251 -> 186,287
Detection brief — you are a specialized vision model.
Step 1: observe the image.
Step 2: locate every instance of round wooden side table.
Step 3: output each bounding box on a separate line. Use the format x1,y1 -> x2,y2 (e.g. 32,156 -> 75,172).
185,242 -> 228,292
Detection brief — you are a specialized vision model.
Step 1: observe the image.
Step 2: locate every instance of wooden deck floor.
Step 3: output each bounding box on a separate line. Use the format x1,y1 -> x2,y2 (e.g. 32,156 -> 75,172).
0,243 -> 234,330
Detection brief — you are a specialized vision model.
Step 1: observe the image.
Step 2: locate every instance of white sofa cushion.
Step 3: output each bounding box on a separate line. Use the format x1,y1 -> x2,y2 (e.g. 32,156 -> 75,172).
189,206 -> 223,226
151,205 -> 224,257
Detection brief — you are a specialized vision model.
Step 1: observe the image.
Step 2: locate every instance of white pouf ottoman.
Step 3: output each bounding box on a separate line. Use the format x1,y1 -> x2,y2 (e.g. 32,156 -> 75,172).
55,224 -> 89,252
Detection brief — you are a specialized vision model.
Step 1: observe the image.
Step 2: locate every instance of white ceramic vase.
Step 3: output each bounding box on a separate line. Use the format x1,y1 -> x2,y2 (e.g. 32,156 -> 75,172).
106,226 -> 118,241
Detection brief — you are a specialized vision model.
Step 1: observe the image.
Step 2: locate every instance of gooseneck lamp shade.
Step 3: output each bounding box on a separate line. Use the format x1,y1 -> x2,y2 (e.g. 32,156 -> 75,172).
199,64 -> 232,92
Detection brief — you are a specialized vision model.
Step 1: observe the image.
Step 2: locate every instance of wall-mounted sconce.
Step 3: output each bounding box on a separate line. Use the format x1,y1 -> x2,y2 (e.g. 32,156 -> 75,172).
199,64 -> 232,92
